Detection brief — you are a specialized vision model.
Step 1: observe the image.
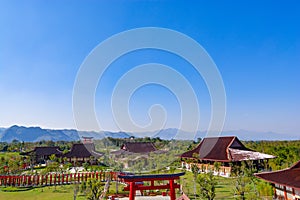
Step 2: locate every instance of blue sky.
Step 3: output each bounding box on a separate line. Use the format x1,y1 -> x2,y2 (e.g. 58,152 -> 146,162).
0,1 -> 299,135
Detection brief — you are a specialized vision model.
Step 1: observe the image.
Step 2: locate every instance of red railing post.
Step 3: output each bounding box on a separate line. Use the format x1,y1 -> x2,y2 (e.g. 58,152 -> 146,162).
66,174 -> 68,184
57,174 -> 60,185
54,174 -> 57,185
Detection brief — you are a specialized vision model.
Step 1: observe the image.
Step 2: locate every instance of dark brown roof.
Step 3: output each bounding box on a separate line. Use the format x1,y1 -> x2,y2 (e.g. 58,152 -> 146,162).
64,143 -> 103,158
255,160 -> 300,189
24,146 -> 62,157
180,136 -> 274,162
121,142 -> 157,153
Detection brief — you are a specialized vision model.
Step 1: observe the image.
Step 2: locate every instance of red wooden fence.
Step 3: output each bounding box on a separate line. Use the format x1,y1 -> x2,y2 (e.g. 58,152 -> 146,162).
0,171 -> 122,187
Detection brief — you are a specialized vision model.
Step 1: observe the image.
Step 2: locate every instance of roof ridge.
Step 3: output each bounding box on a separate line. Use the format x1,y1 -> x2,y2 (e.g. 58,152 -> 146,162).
226,136 -> 236,160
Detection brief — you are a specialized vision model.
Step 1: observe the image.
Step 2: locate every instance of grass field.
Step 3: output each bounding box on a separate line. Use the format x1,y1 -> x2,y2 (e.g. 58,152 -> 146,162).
0,181 -> 127,200
0,152 -> 20,159
181,171 -> 235,200
0,185 -> 85,200
0,171 -> 271,200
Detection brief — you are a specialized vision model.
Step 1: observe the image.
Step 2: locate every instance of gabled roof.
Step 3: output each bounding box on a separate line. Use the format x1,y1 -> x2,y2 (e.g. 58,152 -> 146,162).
64,143 -> 103,158
255,160 -> 300,189
180,136 -> 274,162
24,146 -> 62,157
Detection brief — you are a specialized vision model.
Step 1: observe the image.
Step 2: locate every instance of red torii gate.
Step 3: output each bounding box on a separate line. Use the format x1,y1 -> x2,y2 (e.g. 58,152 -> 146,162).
119,172 -> 185,200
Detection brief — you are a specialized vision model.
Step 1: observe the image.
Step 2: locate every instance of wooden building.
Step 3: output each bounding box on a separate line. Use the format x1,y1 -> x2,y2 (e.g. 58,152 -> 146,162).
111,142 -> 165,168
22,137 -> 103,165
180,136 -> 275,177
22,146 -> 63,164
255,160 -> 300,200
64,138 -> 103,164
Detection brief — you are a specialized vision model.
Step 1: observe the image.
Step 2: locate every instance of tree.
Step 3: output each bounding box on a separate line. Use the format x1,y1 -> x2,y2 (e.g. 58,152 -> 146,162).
197,172 -> 216,200
80,180 -> 87,196
82,178 -> 105,200
257,181 -> 273,198
191,164 -> 199,199
46,154 -> 60,190
73,183 -> 79,200
232,161 -> 257,200
82,162 -> 89,171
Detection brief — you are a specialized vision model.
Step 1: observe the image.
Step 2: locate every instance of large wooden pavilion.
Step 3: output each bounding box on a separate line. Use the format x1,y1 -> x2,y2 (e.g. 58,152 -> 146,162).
180,136 -> 275,177
63,137 -> 103,164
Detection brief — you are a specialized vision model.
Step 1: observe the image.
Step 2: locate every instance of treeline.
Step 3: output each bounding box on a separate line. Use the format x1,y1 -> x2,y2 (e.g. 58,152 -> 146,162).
244,140 -> 300,170
1,138 -> 300,171
0,139 -> 79,153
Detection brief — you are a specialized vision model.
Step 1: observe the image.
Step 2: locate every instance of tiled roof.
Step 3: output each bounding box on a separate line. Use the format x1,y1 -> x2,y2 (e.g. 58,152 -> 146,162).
64,143 -> 103,158
255,160 -> 300,189
25,146 -> 63,156
181,136 -> 239,161
180,136 -> 274,162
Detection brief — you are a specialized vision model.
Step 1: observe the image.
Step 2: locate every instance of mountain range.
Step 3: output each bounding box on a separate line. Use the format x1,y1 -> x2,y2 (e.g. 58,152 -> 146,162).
0,125 -> 132,143
0,125 -> 298,143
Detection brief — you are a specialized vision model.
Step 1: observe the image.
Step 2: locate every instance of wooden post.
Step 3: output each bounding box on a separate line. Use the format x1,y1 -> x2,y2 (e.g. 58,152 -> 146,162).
292,188 -> 295,199
169,179 -> 176,200
58,174 -> 60,185
284,186 -> 288,200
50,174 -> 52,185
54,174 -> 56,185
28,175 -> 31,186
37,175 -> 40,185
9,176 -> 12,186
4,176 -> 7,186
129,182 -> 135,200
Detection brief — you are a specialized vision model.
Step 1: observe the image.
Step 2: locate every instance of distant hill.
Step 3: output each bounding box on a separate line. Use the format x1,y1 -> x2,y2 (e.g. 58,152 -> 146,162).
140,129 -> 298,141
149,128 -> 199,140
0,125 -> 132,143
0,128 -> 5,138
0,125 -> 297,142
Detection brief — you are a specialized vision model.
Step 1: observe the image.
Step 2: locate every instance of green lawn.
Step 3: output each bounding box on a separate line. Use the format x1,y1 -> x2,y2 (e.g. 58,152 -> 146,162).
0,152 -> 20,159
181,171 -> 235,200
0,181 -> 127,200
0,185 -> 88,200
